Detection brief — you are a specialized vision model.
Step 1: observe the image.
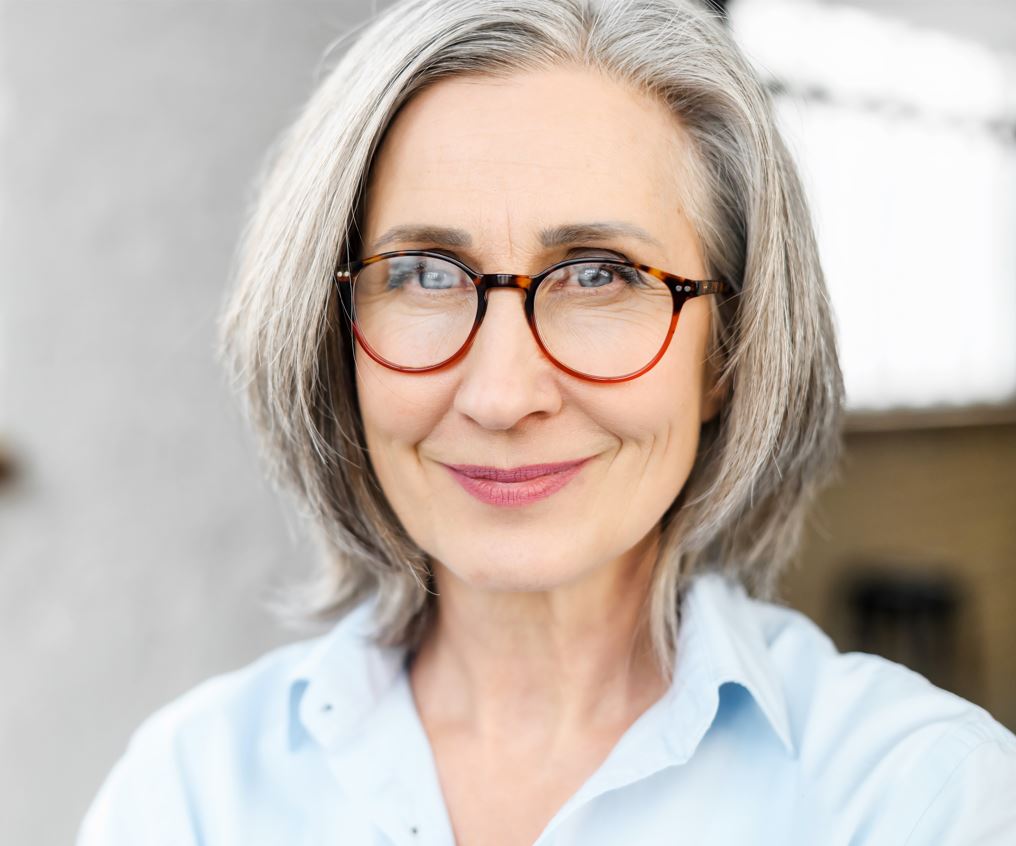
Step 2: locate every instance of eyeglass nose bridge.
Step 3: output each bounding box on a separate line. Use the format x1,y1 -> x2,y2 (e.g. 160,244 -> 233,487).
480,273 -> 535,291
472,275 -> 538,344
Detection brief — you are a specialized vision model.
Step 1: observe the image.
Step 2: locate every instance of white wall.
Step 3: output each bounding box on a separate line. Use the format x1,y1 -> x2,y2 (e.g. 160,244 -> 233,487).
824,0 -> 1016,55
0,3 -> 377,843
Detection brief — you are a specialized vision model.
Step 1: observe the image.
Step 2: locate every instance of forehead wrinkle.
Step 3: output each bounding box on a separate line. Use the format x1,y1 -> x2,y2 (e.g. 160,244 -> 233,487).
502,192 -> 515,258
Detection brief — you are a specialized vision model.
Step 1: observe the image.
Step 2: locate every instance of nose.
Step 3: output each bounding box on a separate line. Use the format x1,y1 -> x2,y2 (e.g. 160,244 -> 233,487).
452,288 -> 561,430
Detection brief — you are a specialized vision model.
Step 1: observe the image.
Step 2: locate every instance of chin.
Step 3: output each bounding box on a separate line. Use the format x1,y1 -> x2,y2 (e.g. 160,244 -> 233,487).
434,544 -> 594,593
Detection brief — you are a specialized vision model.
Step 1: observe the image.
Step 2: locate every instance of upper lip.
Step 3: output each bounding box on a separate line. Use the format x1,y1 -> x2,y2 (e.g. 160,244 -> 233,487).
444,456 -> 592,482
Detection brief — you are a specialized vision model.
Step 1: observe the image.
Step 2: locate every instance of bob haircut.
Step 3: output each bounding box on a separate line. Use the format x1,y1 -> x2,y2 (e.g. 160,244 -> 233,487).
218,0 -> 844,681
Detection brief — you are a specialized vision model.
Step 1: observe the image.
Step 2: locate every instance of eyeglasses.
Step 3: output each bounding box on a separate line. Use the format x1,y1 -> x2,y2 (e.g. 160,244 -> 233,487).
334,250 -> 730,383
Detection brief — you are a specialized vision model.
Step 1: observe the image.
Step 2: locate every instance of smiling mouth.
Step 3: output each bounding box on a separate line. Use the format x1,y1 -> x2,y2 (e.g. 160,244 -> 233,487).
440,457 -> 593,508
442,457 -> 593,483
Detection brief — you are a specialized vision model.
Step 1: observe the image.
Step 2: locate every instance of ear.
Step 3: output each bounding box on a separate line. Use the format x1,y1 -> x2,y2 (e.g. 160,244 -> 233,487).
700,351 -> 728,424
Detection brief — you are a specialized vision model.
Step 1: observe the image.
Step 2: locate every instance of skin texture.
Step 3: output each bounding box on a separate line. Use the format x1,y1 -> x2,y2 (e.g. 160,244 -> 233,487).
357,63 -> 724,846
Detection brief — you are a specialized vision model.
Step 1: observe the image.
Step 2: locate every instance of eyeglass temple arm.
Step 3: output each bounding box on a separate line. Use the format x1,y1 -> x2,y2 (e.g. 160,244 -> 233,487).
694,279 -> 727,295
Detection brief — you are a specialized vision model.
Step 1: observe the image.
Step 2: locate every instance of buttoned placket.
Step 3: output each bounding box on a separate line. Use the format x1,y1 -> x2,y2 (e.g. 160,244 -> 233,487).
298,662 -> 456,846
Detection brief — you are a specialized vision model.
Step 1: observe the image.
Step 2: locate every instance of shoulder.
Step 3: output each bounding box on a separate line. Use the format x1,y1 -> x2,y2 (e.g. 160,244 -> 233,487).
76,634 -> 324,846
134,635 -> 316,746
747,592 -> 1016,843
746,592 -> 1012,750
112,633 -> 320,770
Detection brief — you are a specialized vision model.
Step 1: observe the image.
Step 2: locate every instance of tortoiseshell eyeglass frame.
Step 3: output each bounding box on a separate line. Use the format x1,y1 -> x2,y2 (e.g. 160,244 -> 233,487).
334,249 -> 731,384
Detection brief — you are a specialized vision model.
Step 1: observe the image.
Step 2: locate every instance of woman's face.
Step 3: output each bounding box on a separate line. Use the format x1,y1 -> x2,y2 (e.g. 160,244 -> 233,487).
357,64 -> 722,591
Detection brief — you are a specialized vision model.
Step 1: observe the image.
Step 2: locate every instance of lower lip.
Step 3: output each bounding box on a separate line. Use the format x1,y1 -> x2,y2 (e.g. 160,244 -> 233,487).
444,461 -> 589,507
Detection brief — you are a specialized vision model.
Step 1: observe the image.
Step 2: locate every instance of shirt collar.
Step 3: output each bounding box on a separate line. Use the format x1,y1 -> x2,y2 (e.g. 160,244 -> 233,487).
661,570 -> 796,758
284,570 -> 796,758
284,593 -> 406,752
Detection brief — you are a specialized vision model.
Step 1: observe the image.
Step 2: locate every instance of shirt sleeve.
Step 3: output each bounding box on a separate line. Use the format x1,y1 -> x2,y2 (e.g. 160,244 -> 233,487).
75,712 -> 201,846
902,736 -> 1016,845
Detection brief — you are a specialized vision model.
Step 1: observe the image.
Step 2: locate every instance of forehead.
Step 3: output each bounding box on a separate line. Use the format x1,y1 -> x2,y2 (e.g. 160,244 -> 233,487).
362,64 -> 691,255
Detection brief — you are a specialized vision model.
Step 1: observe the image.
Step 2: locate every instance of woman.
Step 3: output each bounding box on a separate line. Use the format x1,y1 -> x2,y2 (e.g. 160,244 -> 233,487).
78,0 -> 1016,843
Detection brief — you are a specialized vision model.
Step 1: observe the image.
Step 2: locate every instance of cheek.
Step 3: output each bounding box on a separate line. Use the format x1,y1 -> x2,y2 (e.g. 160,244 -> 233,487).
354,353 -> 457,534
580,317 -> 708,513
355,353 -> 447,447
592,346 -> 704,456
596,377 -> 702,513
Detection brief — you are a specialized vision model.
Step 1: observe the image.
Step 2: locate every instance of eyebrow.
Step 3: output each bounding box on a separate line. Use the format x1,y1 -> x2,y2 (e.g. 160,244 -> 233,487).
369,221 -> 665,252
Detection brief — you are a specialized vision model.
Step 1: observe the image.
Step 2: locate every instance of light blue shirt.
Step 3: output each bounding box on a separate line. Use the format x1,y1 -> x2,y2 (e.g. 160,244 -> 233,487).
77,571 -> 1016,844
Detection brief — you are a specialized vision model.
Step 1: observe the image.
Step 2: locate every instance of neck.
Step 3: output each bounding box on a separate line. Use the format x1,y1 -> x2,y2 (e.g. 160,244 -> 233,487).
407,530 -> 669,743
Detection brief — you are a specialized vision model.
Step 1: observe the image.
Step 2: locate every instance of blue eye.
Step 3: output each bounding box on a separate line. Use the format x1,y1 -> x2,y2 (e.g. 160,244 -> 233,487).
385,258 -> 459,290
570,262 -> 645,289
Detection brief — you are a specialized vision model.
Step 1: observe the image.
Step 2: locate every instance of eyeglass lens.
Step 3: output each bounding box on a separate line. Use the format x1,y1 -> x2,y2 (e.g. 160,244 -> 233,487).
351,254 -> 675,379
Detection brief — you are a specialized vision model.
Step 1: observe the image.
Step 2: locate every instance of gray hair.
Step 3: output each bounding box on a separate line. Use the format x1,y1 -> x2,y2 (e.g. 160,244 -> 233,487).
217,0 -> 845,680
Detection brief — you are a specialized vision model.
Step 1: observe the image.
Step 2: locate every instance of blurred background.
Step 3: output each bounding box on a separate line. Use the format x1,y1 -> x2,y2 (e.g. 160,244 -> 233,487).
1,0 -> 1014,842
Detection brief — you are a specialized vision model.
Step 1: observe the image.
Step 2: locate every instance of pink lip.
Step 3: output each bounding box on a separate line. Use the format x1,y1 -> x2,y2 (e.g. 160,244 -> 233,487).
442,457 -> 592,507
